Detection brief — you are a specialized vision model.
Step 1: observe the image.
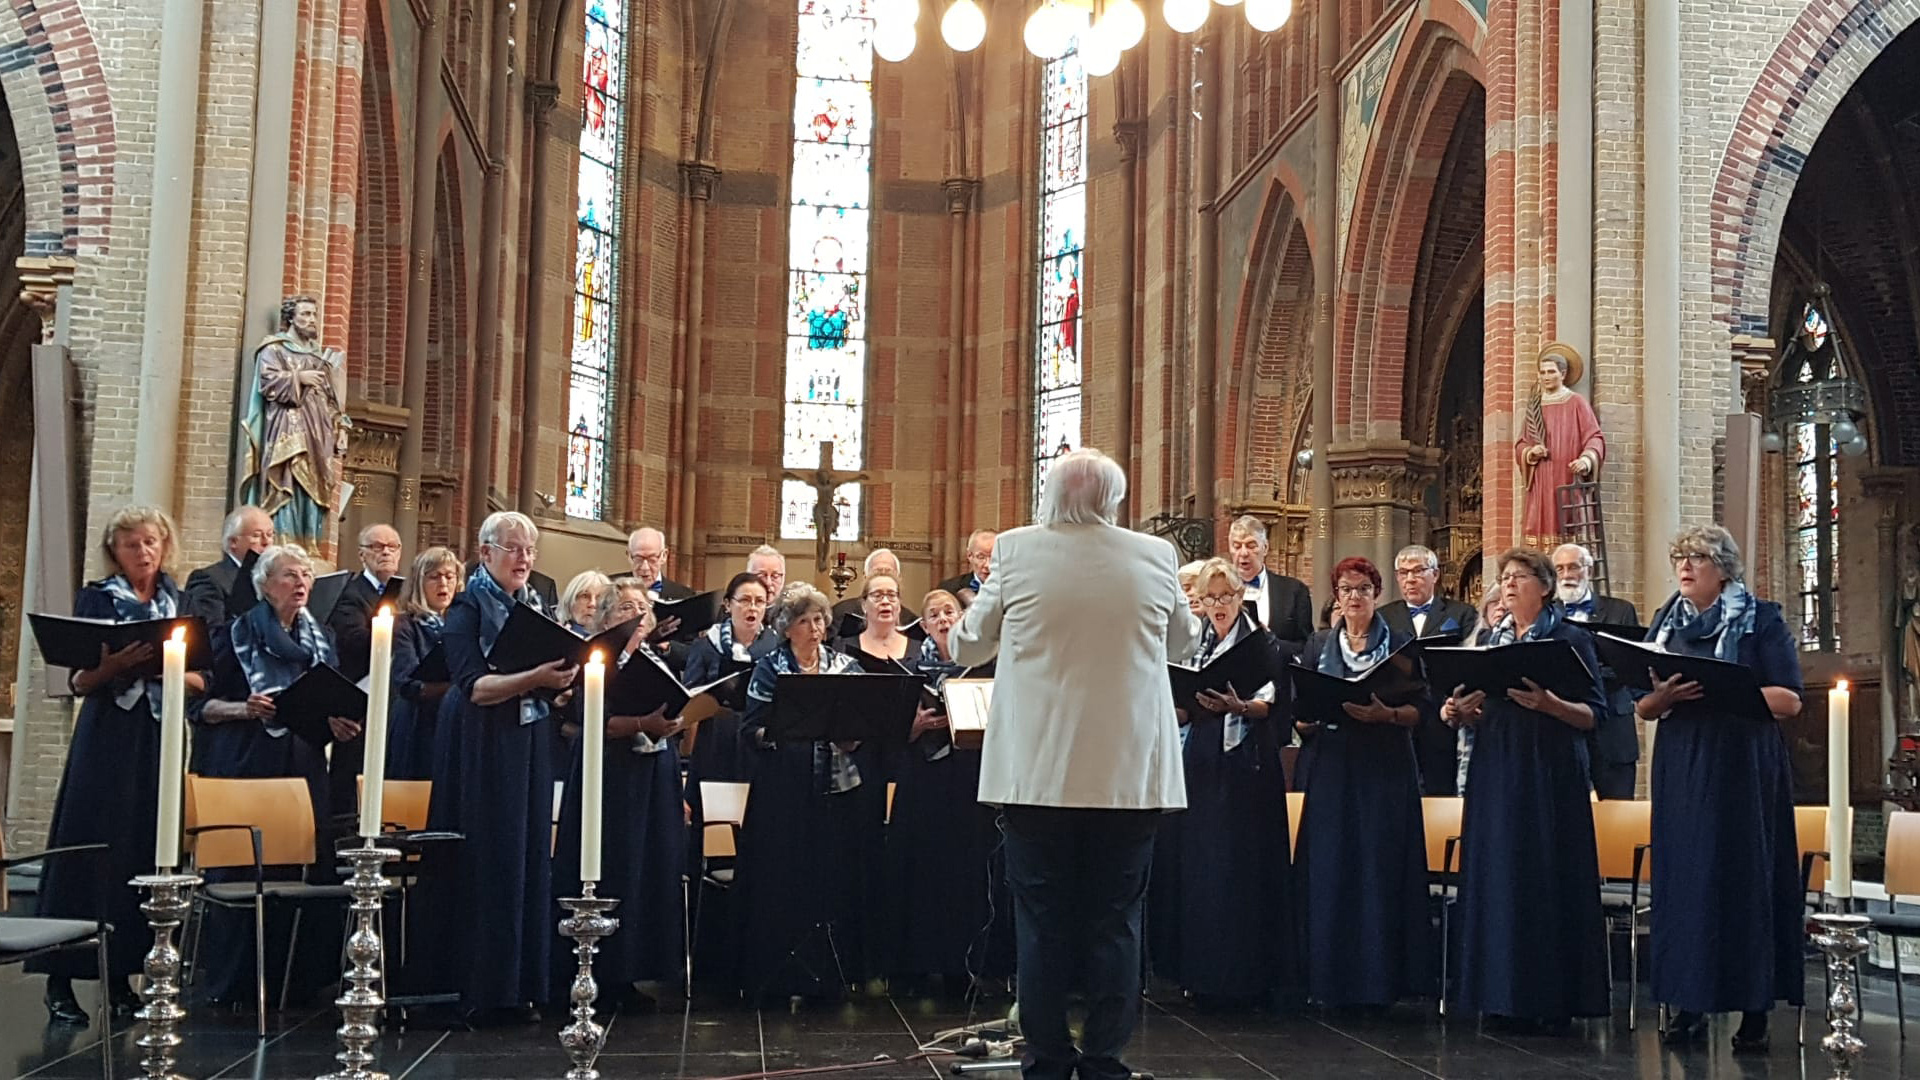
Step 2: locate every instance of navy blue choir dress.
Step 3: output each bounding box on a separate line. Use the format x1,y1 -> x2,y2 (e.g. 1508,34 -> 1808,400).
188,600 -> 342,1004
424,571 -> 558,1013
1150,614 -> 1295,1000
1454,604 -> 1611,1022
387,611 -> 447,781
29,577 -> 187,987
733,642 -> 887,1000
1645,588 -> 1804,1014
683,621 -> 778,787
550,668 -> 687,996
884,642 -> 1010,983
1294,617 -> 1434,1007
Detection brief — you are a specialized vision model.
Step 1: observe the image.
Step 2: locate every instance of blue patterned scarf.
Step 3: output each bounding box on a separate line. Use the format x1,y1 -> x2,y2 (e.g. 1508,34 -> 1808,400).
467,565 -> 551,726
230,600 -> 335,738
1651,580 -> 1757,663
1319,612 -> 1391,676
766,641 -> 862,793
705,616 -> 756,663
1486,599 -> 1566,647
100,574 -> 178,720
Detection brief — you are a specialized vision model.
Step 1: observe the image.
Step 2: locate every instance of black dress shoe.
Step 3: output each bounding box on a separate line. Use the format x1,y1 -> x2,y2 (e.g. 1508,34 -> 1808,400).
1662,1010 -> 1709,1047
45,981 -> 90,1027
1731,1011 -> 1769,1053
110,984 -> 141,1018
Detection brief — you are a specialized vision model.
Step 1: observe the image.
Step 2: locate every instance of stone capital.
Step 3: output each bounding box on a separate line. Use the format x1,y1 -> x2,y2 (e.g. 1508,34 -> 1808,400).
941,177 -> 980,215
1113,119 -> 1144,162
681,160 -> 722,201
16,255 -> 75,344
1731,333 -> 1777,413
525,80 -> 561,119
1327,443 -> 1430,508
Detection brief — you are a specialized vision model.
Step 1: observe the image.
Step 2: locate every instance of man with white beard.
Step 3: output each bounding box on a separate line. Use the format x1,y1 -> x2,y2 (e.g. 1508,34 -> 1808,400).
1553,543 -> 1642,799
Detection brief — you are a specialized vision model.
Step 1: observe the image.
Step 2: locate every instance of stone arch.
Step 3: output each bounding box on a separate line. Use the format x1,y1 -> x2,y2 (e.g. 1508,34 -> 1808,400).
349,0 -> 406,404
1712,0 -> 1920,337
1226,177 -> 1315,506
0,0 -> 116,255
1334,14 -> 1485,441
422,140 -> 471,546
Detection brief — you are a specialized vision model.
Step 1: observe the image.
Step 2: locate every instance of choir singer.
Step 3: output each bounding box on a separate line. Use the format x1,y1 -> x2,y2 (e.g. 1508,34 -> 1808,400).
949,448 -> 1201,1080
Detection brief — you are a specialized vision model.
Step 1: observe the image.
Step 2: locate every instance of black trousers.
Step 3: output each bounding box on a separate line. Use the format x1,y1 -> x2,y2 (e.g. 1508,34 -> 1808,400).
1002,804 -> 1160,1080
1591,758 -> 1637,800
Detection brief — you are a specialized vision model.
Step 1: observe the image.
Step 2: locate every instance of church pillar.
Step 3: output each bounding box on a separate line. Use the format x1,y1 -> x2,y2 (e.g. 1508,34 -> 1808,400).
396,0 -> 447,546
1640,0 -> 1682,614
465,2 -> 519,532
1556,0 -> 1593,362
130,0 -> 207,509
1309,0 -> 1338,607
238,0 -> 299,425
1866,474 -> 1910,791
941,177 -> 977,570
1330,446 -> 1433,585
675,161 -> 720,570
516,80 -> 563,518
1192,31 -> 1222,523
1114,120 -> 1142,525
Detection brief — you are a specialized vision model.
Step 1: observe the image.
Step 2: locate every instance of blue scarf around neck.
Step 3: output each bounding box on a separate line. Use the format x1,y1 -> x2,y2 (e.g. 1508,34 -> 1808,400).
467,565 -> 551,725
1486,599 -> 1566,647
1651,580 -> 1757,663
1319,611 -> 1391,676
99,574 -> 178,720
766,641 -> 862,793
230,600 -> 334,738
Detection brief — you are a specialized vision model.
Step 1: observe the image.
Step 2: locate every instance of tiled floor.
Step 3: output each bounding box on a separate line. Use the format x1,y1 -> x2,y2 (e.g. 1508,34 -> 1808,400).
5,966 -> 1920,1079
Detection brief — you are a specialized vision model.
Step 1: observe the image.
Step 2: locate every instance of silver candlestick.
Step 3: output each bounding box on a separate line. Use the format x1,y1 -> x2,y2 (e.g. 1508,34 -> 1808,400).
131,872 -> 201,1080
557,882 -> 621,1080
320,842 -> 398,1080
1812,912 -> 1871,1078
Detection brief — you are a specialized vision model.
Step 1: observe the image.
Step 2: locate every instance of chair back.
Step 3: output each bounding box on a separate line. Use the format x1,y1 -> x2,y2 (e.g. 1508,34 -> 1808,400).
1422,796 -> 1464,874
702,781 -> 751,827
1590,798 -> 1652,883
1285,792 -> 1304,855
887,782 -> 897,824
184,775 -> 318,870
1885,810 -> 1920,900
1794,805 -> 1829,893
355,777 -> 433,832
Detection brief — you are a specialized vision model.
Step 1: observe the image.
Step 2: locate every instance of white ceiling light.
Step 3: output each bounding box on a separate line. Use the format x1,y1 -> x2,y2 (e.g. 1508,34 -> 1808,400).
1024,2 -> 1076,60
1245,0 -> 1291,31
875,18 -> 917,61
941,0 -> 987,51
1102,0 -> 1147,49
1082,15 -> 1124,76
1163,0 -> 1210,35
874,0 -> 920,24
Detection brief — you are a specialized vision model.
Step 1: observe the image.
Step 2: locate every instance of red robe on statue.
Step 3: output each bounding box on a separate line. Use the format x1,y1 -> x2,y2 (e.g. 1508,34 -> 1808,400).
1515,390 -> 1606,545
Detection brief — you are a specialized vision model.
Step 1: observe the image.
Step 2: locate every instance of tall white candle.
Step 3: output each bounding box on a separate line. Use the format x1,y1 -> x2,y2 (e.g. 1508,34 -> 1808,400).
1829,679 -> 1852,898
358,606 -> 395,839
581,650 -> 606,883
154,627 -> 188,870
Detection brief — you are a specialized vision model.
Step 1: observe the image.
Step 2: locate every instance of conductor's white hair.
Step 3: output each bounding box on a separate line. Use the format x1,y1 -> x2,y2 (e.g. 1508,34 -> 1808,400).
1037,448 -> 1127,527
252,543 -> 313,592
478,510 -> 539,548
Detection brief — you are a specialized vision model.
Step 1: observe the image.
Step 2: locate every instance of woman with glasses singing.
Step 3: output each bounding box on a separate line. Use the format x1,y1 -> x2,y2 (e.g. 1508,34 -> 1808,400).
1638,527 -> 1802,1052
1151,557 -> 1294,1006
428,511 -> 579,1022
837,573 -> 917,670
684,571 -> 779,784
389,546 -> 462,780
1441,548 -> 1609,1034
551,579 -> 686,1007
1293,557 -> 1432,1008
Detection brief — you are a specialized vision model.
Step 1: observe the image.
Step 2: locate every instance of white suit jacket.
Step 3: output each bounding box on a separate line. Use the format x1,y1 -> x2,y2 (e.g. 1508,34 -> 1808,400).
950,522 -> 1203,810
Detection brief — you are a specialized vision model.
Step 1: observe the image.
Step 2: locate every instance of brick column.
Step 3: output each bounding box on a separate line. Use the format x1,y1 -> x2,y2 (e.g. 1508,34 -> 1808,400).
396,0 -> 446,546
1113,120 -> 1142,524
941,176 -> 977,569
674,161 -> 720,573
465,2 -> 518,530
516,80 -> 562,518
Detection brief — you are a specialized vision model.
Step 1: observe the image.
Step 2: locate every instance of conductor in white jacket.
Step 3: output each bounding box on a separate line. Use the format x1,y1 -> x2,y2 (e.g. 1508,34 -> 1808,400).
950,448 -> 1202,1080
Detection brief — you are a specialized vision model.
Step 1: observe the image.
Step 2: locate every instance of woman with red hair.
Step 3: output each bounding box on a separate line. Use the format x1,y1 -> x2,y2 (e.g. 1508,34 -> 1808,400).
1293,556 -> 1433,1008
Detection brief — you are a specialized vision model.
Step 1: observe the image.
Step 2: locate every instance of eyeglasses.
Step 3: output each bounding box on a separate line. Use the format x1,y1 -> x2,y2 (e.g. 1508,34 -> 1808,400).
1396,565 -> 1436,577
1671,552 -> 1713,568
1197,594 -> 1240,608
866,591 -> 901,603
489,543 -> 537,559
361,542 -> 401,554
630,552 -> 664,565
1334,584 -> 1377,598
1497,571 -> 1537,585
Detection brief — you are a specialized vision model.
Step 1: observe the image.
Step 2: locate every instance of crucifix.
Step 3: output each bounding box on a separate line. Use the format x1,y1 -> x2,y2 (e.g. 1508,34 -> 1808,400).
783,439 -> 868,573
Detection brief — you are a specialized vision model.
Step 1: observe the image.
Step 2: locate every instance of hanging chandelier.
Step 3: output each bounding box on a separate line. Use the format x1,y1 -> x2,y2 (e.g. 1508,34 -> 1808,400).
871,0 -> 1293,72
1761,283 -> 1870,458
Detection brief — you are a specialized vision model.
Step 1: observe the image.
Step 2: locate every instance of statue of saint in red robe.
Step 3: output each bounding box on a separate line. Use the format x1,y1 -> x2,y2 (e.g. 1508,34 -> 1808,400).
1514,351 -> 1605,546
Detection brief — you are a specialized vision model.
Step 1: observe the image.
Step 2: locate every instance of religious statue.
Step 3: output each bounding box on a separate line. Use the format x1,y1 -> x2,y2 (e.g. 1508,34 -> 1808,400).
1515,343 -> 1606,546
239,295 -> 349,553
782,439 -> 868,574
1901,522 -> 1920,727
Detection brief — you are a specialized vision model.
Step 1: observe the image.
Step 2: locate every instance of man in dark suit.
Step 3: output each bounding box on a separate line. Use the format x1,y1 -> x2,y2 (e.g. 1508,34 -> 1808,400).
1554,542 -> 1641,799
1226,515 -> 1314,654
326,522 -> 405,819
1378,544 -> 1479,795
938,529 -> 997,601
626,526 -> 695,600
184,505 -> 276,624
831,547 -> 920,637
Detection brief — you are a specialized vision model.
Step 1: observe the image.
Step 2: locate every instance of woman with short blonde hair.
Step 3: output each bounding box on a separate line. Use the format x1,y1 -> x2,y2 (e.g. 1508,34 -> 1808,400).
388,546 -> 462,778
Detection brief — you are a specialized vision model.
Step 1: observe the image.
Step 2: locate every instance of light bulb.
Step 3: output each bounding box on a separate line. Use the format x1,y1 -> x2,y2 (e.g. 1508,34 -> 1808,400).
1842,434 -> 1870,458
1245,0 -> 1292,31
1214,0 -> 1242,6
1103,0 -> 1147,49
1164,0 -> 1210,34
941,0 -> 987,51
1025,3 -> 1074,59
1082,18 -> 1123,75
1761,431 -> 1785,454
875,18 -> 916,61
1831,418 -> 1859,444
875,0 -> 920,24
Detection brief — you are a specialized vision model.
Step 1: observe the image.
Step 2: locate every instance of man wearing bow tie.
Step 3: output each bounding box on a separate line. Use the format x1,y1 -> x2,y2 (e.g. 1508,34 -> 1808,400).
1226,515 -> 1314,657
1378,545 -> 1478,794
1554,543 -> 1641,799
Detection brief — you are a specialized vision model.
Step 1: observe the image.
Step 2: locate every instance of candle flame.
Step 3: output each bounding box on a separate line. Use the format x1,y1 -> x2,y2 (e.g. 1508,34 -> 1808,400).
377,604 -> 393,619
170,626 -> 186,643
1837,678 -> 1850,692
589,649 -> 605,666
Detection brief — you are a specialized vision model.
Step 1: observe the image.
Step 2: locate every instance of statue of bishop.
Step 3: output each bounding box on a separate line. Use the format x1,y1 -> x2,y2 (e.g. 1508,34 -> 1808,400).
239,295 -> 349,552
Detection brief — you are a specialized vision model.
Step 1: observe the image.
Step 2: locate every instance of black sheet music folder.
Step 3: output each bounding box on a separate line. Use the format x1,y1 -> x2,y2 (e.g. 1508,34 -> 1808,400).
1169,631 -> 1273,706
273,664 -> 368,747
1422,639 -> 1597,702
1290,640 -> 1429,719
652,590 -> 726,643
28,612 -> 215,678
767,672 -> 924,742
1592,634 -> 1773,721
485,603 -> 641,675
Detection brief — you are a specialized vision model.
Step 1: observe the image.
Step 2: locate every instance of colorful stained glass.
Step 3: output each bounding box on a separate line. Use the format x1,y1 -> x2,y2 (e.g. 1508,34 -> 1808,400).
568,0 -> 628,519
782,0 -> 874,542
1033,40 -> 1087,513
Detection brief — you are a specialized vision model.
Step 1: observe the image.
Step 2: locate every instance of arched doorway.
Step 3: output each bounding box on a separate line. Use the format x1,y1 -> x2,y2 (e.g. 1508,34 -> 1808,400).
0,86 -> 34,716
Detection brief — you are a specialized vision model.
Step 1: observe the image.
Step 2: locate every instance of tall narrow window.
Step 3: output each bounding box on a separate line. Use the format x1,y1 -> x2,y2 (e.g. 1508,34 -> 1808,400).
1034,43 -> 1087,513
780,0 -> 874,542
1787,299 -> 1842,652
567,0 -> 627,520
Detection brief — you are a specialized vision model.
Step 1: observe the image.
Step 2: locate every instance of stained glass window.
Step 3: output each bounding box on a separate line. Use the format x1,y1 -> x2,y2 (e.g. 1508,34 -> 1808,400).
1034,42 -> 1087,513
1788,300 -> 1841,652
567,0 -> 627,519
781,0 -> 875,543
